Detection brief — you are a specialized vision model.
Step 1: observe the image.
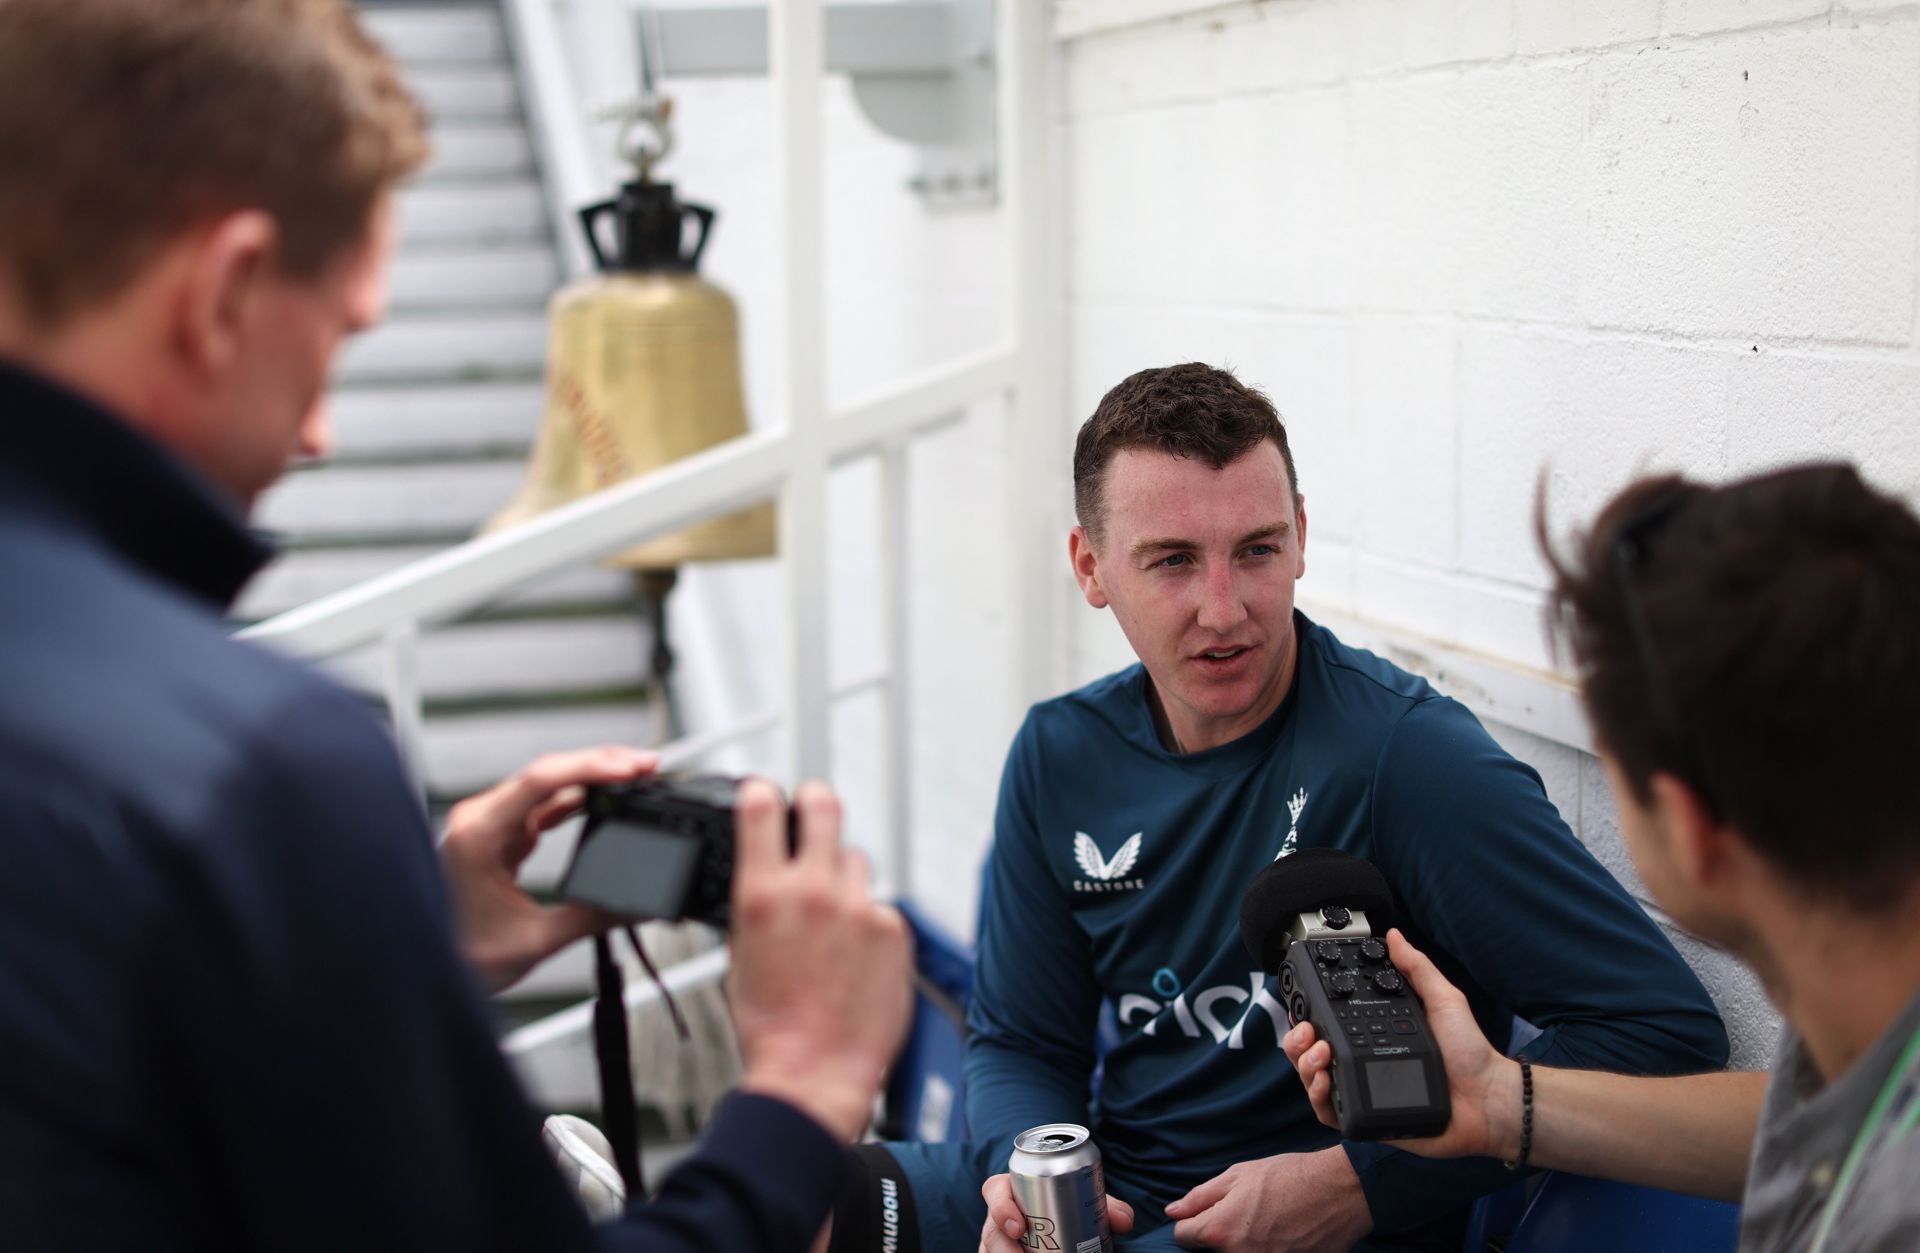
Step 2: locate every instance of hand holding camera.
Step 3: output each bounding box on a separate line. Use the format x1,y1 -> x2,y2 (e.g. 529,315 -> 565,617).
1282,929 -> 1522,1161
440,745 -> 662,993
725,780 -> 913,1141
556,771 -> 911,1140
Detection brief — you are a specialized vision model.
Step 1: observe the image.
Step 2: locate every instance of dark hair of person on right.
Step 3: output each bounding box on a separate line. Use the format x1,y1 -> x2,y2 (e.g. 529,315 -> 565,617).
1072,362 -> 1300,542
1539,462 -> 1920,913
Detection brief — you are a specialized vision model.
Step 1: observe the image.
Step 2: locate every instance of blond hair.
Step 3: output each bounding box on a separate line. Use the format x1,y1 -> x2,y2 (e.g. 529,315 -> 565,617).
0,0 -> 429,326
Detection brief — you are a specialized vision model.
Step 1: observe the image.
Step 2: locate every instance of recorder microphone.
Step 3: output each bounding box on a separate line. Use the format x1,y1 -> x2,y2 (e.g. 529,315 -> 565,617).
1240,850 -> 1450,1140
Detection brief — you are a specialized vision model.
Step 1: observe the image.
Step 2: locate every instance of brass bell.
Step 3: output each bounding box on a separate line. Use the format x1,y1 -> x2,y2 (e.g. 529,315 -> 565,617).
485,175 -> 775,569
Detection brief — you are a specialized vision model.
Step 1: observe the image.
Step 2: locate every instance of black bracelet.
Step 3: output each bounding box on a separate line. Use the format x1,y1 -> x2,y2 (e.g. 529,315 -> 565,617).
1504,1060 -> 1534,1172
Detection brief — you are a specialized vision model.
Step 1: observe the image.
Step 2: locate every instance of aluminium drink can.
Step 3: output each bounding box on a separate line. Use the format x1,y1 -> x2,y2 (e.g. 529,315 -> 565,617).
1007,1123 -> 1114,1253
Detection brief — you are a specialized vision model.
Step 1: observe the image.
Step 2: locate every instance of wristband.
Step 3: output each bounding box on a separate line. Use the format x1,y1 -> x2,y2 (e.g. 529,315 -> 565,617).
1503,1060 -> 1534,1172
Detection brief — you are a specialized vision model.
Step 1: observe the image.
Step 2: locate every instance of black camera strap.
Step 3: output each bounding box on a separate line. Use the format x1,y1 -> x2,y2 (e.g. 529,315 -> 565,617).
591,933 -> 644,1197
590,927 -> 693,1203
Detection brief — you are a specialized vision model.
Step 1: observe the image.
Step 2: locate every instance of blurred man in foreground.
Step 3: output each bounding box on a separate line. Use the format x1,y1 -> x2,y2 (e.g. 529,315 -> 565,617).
0,1 -> 909,1248
1286,463 -> 1920,1252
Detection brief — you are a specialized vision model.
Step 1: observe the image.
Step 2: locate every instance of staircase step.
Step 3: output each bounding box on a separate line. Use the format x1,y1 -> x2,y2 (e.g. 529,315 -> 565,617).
389,244 -> 559,311
321,616 -> 654,704
408,65 -> 520,121
239,544 -> 632,622
420,123 -> 535,181
419,700 -> 664,799
398,181 -> 549,247
255,457 -> 525,539
326,381 -> 546,455
363,5 -> 506,66
336,311 -> 547,386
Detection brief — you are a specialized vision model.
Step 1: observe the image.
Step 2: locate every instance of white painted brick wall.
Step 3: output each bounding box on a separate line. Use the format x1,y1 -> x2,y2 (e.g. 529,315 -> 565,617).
1057,0 -> 1920,1064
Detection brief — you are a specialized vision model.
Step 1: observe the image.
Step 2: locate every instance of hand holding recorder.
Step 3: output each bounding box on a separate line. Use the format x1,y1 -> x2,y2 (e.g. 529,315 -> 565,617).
1281,928 -> 1518,1160
1240,849 -> 1451,1140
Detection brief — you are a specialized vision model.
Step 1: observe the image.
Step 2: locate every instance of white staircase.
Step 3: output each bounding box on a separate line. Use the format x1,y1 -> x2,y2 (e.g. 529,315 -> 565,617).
242,1 -> 651,1026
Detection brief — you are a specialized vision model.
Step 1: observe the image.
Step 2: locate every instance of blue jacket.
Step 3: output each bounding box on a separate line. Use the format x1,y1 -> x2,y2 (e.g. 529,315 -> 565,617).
0,360 -> 840,1251
966,623 -> 1729,1238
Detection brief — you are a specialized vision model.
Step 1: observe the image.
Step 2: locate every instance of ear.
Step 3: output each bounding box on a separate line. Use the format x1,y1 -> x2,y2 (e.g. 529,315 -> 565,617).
1293,492 -> 1308,580
1648,772 -> 1733,893
172,210 -> 278,379
1069,524 -> 1109,610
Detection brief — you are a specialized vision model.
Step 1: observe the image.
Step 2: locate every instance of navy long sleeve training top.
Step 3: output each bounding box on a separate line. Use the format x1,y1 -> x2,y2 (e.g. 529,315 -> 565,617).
964,624 -> 1729,1241
0,360 -> 843,1251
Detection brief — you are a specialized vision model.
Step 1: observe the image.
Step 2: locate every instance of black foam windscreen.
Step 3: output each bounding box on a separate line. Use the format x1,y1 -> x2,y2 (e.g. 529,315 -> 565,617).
1238,848 -> 1398,973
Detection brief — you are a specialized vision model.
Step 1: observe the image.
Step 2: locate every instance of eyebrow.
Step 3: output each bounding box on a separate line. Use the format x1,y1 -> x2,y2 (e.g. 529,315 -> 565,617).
1129,520 -> 1291,562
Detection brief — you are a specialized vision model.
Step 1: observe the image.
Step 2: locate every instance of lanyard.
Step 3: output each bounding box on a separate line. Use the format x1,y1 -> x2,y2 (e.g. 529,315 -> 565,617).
1807,1021 -> 1920,1253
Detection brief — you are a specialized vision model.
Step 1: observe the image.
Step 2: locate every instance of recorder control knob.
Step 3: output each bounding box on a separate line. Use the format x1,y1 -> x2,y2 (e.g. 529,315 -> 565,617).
1315,941 -> 1346,966
1320,905 -> 1353,930
1359,938 -> 1388,964
1328,973 -> 1358,998
1372,969 -> 1405,995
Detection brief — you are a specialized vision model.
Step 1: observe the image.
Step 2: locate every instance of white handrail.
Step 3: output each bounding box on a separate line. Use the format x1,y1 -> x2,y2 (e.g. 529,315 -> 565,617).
499,0 -> 599,278
240,349 -> 1013,661
774,0 -> 831,784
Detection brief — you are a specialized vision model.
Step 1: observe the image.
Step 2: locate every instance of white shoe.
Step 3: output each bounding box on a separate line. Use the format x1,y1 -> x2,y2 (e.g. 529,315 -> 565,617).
542,1114 -> 629,1223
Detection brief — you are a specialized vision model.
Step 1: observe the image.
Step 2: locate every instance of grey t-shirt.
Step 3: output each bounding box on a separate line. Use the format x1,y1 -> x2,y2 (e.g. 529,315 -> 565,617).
1741,990 -> 1920,1252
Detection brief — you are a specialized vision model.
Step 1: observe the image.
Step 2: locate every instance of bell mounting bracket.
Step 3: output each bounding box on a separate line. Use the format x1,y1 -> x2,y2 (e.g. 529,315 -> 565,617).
629,0 -> 997,211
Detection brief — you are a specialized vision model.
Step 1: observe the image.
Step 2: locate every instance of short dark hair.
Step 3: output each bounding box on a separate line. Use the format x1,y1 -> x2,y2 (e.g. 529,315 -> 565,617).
1542,463 -> 1920,911
1073,363 -> 1299,540
0,0 -> 428,327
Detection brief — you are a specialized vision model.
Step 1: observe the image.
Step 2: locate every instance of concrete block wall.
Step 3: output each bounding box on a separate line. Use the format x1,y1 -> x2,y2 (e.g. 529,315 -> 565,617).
1056,0 -> 1920,1067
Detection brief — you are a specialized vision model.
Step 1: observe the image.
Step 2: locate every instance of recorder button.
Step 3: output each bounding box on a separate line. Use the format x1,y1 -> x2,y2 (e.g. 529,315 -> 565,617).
1393,1020 -> 1417,1035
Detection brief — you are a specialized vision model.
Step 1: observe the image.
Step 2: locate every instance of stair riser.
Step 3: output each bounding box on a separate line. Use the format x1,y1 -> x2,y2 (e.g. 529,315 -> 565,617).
413,701 -> 669,799
408,66 -> 520,121
398,182 -> 549,247
238,543 -> 630,620
388,247 -> 558,310
320,616 -> 654,703
336,313 -> 548,386
421,124 -> 535,181
255,459 -> 524,537
323,381 -> 547,455
363,6 -> 506,66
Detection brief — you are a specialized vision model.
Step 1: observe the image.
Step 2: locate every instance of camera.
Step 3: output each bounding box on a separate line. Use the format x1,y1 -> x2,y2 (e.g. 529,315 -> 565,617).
557,773 -> 792,927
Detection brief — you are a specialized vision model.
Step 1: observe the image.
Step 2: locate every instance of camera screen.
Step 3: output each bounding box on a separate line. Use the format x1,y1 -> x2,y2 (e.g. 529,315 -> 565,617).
1363,1059 -> 1431,1110
564,819 -> 702,919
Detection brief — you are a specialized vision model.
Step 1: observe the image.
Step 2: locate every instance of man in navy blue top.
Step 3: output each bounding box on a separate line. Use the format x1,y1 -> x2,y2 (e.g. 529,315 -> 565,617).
834,365 -> 1727,1253
0,2 -> 909,1249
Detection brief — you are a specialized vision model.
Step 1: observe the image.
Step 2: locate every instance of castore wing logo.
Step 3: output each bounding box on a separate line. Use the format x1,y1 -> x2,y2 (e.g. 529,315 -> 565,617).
1072,831 -> 1144,893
